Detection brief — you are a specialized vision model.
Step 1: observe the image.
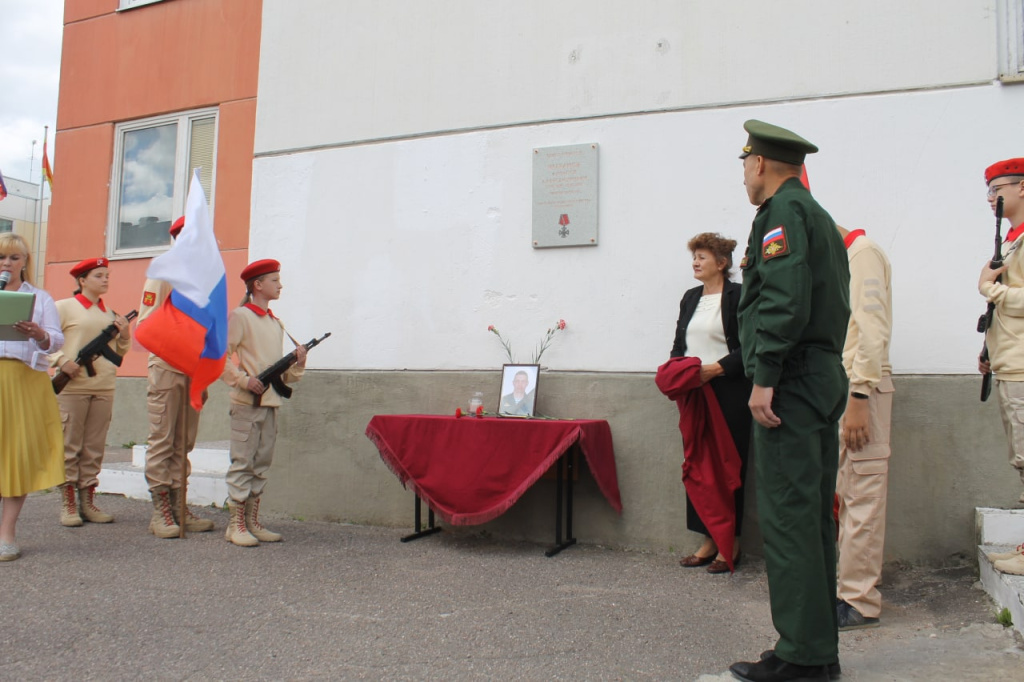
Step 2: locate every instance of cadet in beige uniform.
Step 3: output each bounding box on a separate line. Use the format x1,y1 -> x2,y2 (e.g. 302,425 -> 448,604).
138,217 -> 214,538
50,258 -> 131,526
835,227 -> 893,630
221,259 -> 306,547
979,158 -> 1024,576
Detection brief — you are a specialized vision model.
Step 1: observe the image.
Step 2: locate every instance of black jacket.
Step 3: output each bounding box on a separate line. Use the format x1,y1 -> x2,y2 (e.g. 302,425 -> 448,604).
670,280 -> 744,378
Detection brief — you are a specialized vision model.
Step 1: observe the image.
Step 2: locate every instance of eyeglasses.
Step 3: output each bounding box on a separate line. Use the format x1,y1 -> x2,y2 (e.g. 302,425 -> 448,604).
988,182 -> 1020,198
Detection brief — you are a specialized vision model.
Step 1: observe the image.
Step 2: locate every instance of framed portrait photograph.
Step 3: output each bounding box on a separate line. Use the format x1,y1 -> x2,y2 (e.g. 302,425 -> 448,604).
498,364 -> 540,417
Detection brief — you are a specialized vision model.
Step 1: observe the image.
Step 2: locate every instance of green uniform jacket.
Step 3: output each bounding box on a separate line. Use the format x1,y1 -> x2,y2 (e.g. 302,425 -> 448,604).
738,177 -> 851,387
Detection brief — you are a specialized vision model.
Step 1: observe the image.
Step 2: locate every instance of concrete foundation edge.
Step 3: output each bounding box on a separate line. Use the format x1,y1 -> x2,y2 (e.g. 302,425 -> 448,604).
101,371 -> 1022,564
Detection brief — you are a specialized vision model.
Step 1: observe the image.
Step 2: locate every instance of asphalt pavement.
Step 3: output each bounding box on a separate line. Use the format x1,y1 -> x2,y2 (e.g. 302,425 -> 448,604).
2,492 -> 1022,681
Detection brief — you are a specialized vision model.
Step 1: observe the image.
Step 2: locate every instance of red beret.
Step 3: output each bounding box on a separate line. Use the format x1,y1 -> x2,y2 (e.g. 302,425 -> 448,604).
240,259 -> 280,282
985,158 -> 1024,183
169,216 -> 185,238
70,257 -> 109,278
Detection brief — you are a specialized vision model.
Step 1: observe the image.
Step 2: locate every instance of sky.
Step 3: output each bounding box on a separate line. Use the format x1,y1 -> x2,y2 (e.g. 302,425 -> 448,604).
0,0 -> 64,185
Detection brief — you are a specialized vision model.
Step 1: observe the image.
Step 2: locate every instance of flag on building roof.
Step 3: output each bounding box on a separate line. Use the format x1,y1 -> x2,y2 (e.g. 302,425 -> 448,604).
42,128 -> 54,191
0,169 -> 7,201
135,169 -> 227,411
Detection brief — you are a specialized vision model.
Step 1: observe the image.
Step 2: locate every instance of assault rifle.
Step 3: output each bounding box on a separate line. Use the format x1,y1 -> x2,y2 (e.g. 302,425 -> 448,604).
52,310 -> 138,395
978,196 -> 1004,402
253,332 -> 331,406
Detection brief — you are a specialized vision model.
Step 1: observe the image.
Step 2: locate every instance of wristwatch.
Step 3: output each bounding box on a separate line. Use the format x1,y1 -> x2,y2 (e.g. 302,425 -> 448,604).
850,391 -> 869,400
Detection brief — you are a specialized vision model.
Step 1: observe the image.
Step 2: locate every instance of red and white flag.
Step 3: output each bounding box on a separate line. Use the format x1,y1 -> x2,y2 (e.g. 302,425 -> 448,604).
42,128 -> 54,191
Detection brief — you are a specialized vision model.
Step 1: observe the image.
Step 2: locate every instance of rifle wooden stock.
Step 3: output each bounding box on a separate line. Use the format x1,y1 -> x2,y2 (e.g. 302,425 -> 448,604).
52,310 -> 138,395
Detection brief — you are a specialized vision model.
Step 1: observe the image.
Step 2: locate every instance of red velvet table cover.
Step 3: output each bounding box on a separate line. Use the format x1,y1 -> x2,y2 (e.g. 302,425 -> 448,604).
366,415 -> 622,526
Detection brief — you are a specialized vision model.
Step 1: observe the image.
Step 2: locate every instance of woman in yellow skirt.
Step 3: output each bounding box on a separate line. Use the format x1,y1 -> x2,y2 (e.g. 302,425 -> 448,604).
0,234 -> 66,561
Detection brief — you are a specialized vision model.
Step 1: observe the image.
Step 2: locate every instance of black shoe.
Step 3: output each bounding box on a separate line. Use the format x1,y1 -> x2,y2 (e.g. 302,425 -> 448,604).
730,653 -> 829,682
837,600 -> 880,631
760,650 -> 841,679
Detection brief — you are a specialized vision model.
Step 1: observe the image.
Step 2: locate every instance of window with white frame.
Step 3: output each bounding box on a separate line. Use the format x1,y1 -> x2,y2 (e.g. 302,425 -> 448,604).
108,109 -> 217,257
118,0 -> 169,11
999,0 -> 1024,82
0,219 -> 12,234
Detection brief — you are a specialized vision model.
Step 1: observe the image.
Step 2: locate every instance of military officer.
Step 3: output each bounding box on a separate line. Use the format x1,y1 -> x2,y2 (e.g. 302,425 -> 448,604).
728,120 -> 851,682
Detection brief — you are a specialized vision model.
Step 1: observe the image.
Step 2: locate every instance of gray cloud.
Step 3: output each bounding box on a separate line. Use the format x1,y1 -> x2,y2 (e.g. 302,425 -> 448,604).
0,0 -> 63,185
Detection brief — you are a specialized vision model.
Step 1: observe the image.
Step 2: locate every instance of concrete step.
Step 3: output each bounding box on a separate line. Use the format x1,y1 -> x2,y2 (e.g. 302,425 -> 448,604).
976,507 -> 1024,638
97,442 -> 229,508
130,442 -> 229,473
977,506 -> 1024,546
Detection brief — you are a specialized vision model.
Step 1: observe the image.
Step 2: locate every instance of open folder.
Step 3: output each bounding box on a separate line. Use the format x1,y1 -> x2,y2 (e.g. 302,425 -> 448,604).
0,291 -> 37,341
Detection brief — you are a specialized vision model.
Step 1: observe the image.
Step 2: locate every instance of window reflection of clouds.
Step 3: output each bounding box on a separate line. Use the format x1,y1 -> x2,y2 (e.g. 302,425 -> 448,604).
120,124 -> 176,225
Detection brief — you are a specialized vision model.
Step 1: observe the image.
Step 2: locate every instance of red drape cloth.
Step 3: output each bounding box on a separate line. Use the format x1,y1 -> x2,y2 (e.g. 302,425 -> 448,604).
365,415 -> 622,526
655,356 -> 742,571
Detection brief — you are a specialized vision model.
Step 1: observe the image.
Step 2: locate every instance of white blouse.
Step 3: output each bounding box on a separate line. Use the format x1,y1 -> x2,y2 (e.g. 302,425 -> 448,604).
0,281 -> 64,371
684,293 -> 729,364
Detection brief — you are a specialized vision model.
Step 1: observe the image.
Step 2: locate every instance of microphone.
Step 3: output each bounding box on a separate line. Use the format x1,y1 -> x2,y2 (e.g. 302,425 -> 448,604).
0,271 -> 10,290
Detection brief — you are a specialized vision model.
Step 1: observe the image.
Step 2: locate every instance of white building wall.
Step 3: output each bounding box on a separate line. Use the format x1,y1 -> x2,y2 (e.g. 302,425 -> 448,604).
255,0 -> 995,152
0,176 -> 44,223
252,1 -> 1021,374
0,176 -> 49,284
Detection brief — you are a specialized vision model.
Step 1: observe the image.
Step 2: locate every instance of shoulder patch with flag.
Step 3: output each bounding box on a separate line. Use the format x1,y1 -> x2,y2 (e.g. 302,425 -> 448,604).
762,225 -> 789,260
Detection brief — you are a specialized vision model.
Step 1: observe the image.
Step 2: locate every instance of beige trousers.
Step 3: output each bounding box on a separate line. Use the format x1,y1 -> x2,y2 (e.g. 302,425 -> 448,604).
57,393 -> 114,488
227,403 -> 278,504
996,380 -> 1024,485
145,365 -> 200,491
837,375 -> 894,618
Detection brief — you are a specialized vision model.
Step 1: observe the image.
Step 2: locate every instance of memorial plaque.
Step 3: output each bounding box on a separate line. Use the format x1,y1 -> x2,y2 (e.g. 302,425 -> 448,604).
532,143 -> 598,248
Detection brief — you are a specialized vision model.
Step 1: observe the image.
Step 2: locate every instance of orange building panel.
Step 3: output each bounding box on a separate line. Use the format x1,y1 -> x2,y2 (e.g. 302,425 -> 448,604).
211,98 -> 257,251
50,0 -> 262,377
47,124 -> 115,263
58,0 -> 261,130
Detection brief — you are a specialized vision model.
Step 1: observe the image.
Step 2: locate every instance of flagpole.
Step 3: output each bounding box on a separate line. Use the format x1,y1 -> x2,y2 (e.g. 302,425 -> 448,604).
28,139 -> 36,185
177,396 -> 189,539
34,127 -> 47,284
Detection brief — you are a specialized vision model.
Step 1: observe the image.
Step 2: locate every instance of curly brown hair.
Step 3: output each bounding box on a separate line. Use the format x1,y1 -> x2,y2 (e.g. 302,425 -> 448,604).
687,232 -> 738,281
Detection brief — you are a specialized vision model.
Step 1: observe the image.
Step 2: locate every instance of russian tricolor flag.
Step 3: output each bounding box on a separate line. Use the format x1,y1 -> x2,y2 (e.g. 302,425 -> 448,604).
136,170 -> 227,411
763,226 -> 784,245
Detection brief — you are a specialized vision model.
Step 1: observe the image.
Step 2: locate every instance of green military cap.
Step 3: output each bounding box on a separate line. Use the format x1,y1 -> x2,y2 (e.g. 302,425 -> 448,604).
738,119 -> 819,166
